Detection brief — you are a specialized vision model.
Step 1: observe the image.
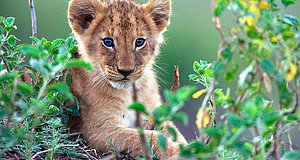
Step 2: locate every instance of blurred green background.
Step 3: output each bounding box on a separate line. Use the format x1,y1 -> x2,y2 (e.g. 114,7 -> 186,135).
1,0 -> 300,143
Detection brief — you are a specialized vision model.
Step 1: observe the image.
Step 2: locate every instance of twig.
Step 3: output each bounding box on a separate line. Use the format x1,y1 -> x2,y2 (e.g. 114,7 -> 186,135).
1,53 -> 11,72
31,144 -> 79,159
132,83 -> 151,160
170,65 -> 180,93
29,0 -> 37,45
200,79 -> 215,129
211,0 -> 226,61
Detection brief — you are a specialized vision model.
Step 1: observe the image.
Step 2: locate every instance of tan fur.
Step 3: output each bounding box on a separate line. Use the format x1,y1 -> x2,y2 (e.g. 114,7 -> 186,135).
67,0 -> 187,159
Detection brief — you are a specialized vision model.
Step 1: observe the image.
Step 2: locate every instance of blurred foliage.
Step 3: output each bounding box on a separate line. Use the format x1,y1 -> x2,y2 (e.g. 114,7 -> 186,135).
0,16 -> 92,159
179,0 -> 300,159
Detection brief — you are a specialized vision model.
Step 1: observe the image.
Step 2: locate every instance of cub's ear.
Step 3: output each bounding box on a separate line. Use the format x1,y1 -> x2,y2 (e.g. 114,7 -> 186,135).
143,0 -> 171,32
68,0 -> 103,34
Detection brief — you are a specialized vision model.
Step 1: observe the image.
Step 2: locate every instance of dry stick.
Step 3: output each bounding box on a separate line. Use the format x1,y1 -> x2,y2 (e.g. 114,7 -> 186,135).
132,83 -> 151,160
31,144 -> 79,159
29,0 -> 37,45
170,65 -> 180,93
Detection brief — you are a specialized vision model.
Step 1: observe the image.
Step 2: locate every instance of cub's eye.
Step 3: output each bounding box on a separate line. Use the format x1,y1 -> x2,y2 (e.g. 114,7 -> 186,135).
103,38 -> 114,48
135,38 -> 146,48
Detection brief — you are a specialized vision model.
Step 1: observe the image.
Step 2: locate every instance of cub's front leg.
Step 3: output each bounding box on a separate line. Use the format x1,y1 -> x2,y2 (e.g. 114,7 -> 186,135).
83,121 -> 181,159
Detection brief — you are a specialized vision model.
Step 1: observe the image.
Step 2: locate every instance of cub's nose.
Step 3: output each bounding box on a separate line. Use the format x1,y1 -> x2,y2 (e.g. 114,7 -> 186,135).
117,68 -> 134,77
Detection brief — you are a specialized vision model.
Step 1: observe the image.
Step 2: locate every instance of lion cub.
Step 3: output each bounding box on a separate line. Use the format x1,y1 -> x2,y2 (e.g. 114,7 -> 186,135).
67,0 -> 187,158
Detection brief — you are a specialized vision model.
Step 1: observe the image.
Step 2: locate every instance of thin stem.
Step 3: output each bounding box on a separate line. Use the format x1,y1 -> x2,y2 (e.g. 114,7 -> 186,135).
0,43 -> 11,72
29,0 -> 37,45
132,83 -> 151,160
1,54 -> 11,72
37,76 -> 49,100
200,79 -> 215,129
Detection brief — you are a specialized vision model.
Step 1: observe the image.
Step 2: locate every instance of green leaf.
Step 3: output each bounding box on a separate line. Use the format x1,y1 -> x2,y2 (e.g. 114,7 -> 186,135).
66,36 -> 76,49
260,59 -> 275,73
47,82 -> 73,100
214,1 -> 228,17
65,59 -> 93,71
283,14 -> 299,31
158,134 -> 167,152
228,113 -> 244,127
262,111 -> 281,127
281,0 -> 295,7
238,65 -> 253,89
29,59 -> 48,76
172,112 -> 188,125
193,61 -> 201,73
21,45 -> 39,59
1,127 -> 12,138
0,72 -> 16,82
41,37 -> 48,46
48,105 -> 61,116
4,17 -> 15,27
17,82 -> 34,95
213,61 -> 223,75
175,86 -> 196,103
46,117 -> 63,127
66,73 -> 72,87
253,96 -> 264,107
286,114 -> 298,121
30,36 -> 40,44
0,16 -> 4,24
128,102 -> 149,115
167,127 -> 177,142
61,112 -> 69,123
65,105 -> 80,116
7,35 -> 19,48
52,39 -> 65,48
202,127 -> 223,141
69,46 -> 78,55
48,82 -> 69,94
282,151 -> 300,160
0,26 -> 4,34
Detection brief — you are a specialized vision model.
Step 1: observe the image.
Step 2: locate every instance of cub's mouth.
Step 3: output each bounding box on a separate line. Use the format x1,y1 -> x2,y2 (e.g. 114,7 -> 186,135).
100,65 -> 144,89
109,78 -> 132,89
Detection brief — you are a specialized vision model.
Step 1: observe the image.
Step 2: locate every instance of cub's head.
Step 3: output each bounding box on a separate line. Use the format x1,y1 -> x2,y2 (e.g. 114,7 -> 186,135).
68,0 -> 171,89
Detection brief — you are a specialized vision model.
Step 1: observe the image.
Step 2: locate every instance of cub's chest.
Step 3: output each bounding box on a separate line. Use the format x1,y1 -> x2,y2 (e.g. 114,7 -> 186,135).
121,109 -> 136,128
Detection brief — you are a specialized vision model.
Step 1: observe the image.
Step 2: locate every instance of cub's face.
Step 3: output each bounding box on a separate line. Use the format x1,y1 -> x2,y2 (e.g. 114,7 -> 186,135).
68,0 -> 171,88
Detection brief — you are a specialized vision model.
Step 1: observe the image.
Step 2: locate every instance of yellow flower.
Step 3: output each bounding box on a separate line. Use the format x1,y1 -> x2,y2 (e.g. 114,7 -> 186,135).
244,5 -> 260,27
285,63 -> 297,82
259,1 -> 269,9
249,0 -> 258,5
246,16 -> 255,26
192,89 -> 207,99
196,108 -> 210,129
271,36 -> 279,42
239,0 -> 248,8
249,5 -> 260,18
